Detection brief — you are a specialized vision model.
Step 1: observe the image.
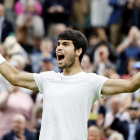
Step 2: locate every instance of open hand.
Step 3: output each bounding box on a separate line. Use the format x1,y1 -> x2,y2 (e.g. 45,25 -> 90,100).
48,6 -> 56,14
56,5 -> 64,13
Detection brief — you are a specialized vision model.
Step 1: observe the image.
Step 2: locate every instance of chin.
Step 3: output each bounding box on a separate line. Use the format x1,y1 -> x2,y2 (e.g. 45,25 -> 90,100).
58,64 -> 66,69
14,130 -> 20,134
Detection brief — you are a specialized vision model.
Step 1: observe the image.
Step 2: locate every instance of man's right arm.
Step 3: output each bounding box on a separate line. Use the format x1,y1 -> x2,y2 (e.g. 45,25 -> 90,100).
0,61 -> 38,91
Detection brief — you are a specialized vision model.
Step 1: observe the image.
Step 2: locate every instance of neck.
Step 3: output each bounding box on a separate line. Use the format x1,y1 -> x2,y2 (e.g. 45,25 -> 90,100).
131,119 -> 137,124
14,129 -> 25,135
63,60 -> 82,76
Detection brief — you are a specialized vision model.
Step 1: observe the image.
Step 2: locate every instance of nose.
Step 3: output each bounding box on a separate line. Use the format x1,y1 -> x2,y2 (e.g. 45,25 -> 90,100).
56,44 -> 63,51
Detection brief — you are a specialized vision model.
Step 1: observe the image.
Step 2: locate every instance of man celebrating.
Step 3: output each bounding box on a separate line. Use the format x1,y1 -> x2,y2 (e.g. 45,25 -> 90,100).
0,30 -> 140,140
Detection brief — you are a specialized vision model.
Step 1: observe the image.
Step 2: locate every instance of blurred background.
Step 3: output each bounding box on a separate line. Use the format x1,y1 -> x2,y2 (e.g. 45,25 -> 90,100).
1,0 -> 140,140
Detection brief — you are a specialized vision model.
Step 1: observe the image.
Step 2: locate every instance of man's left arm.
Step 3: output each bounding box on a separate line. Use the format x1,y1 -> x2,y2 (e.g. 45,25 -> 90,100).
101,72 -> 140,95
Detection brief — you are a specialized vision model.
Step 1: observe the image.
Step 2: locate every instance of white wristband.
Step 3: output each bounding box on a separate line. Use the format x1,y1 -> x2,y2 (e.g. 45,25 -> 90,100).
0,54 -> 6,64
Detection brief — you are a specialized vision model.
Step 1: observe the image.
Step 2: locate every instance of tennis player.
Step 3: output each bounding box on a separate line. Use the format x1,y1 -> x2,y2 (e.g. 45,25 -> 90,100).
0,30 -> 140,140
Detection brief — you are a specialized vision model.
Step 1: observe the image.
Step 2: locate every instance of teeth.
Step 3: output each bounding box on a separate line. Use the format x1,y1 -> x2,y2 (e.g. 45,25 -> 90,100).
58,53 -> 64,56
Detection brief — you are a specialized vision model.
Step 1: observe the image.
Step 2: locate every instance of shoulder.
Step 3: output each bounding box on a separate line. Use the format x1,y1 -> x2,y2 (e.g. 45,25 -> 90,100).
39,71 -> 56,76
34,71 -> 58,79
3,19 -> 12,24
25,130 -> 35,139
87,73 -> 108,81
2,130 -> 13,138
87,72 -> 97,77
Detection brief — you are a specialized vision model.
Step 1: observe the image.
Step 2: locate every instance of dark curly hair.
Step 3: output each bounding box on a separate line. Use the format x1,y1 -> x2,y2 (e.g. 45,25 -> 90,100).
58,29 -> 88,63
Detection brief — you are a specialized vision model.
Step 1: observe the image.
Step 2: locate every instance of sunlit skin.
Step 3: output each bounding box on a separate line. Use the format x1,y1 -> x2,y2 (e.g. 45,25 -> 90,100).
56,40 -> 82,76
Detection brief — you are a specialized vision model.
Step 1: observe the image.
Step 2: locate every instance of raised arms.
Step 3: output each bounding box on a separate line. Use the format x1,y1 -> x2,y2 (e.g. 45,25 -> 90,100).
0,61 -> 38,91
101,72 -> 140,96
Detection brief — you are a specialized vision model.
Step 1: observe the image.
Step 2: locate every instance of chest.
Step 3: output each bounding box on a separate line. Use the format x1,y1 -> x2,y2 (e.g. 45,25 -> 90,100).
42,79 -> 95,104
125,46 -> 140,58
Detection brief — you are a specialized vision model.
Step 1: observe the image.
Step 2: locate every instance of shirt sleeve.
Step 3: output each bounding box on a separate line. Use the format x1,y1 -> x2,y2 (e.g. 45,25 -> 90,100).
95,75 -> 108,99
33,73 -> 43,94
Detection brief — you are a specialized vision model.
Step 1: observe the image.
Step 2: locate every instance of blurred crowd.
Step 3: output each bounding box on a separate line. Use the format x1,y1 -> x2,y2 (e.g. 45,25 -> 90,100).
1,0 -> 140,140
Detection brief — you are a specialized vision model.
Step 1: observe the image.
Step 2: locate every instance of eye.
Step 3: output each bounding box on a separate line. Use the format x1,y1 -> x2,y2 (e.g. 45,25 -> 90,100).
57,43 -> 60,47
63,43 -> 69,46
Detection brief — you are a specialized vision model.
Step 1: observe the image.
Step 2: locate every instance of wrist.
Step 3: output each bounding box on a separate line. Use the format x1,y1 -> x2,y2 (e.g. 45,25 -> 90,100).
0,54 -> 6,64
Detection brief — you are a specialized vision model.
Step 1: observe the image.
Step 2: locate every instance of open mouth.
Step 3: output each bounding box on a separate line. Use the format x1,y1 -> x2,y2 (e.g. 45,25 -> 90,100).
57,53 -> 65,62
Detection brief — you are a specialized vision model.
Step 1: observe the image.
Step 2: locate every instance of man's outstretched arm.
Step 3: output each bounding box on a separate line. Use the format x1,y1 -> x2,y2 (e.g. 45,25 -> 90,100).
101,72 -> 140,96
0,61 -> 38,91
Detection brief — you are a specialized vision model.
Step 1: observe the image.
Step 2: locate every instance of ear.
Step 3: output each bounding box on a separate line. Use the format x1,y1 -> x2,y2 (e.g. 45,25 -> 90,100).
75,48 -> 82,57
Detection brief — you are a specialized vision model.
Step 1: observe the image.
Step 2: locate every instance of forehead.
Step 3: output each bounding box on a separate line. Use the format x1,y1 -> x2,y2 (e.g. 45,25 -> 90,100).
98,45 -> 108,51
57,40 -> 73,44
41,40 -> 53,46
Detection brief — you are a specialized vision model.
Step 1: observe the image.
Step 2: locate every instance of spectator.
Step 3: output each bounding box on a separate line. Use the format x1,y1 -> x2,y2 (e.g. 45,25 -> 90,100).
111,101 -> 140,140
0,85 -> 34,139
40,37 -> 54,59
116,26 -> 140,75
88,125 -> 100,140
81,54 -> 93,73
3,36 -> 28,60
41,56 -> 55,72
42,0 -> 72,35
9,55 -> 26,71
40,37 -> 59,72
121,57 -> 137,79
90,0 -> 112,28
90,0 -> 112,47
121,0 -> 140,35
0,4 -> 13,43
51,23 -> 67,49
9,54 -> 33,95
86,38 -> 116,64
104,96 -> 130,137
133,61 -> 140,74
92,44 -> 116,75
14,0 -> 42,16
104,97 -> 121,129
30,36 -> 42,73
71,0 -> 88,33
88,125 -> 107,140
88,33 -> 99,47
2,114 -> 35,140
103,70 -> 132,112
108,0 -> 127,48
108,132 -> 124,140
32,103 -> 43,140
16,0 -> 44,45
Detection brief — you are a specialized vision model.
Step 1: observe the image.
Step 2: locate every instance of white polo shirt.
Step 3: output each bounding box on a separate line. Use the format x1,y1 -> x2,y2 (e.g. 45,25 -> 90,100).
33,71 -> 108,140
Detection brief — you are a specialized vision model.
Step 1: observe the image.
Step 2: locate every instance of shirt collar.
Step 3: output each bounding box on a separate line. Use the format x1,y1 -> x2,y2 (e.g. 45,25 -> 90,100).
128,119 -> 139,124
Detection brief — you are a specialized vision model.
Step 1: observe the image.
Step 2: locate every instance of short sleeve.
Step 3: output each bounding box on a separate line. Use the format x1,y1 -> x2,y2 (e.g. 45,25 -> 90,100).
95,75 -> 108,99
33,73 -> 43,94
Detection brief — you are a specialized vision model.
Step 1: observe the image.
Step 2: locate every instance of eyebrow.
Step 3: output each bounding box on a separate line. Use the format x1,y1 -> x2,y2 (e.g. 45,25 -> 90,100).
57,41 -> 71,45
